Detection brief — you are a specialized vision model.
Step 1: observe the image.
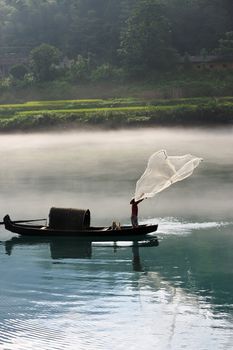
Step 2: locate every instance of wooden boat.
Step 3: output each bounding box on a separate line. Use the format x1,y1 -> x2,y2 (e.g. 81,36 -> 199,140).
3,214 -> 158,238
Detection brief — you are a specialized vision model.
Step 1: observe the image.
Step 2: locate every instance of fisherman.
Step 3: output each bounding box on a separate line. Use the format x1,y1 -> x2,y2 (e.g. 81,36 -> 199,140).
130,197 -> 144,228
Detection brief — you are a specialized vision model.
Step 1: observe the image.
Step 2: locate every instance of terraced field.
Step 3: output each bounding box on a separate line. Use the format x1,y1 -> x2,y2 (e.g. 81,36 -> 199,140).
0,97 -> 232,131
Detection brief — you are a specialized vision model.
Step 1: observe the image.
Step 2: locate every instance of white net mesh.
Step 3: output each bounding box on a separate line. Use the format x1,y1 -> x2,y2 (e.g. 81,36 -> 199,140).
134,150 -> 203,201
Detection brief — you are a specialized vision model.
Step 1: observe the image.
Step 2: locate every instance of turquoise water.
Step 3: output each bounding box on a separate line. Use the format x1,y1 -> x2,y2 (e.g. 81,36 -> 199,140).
0,128 -> 233,350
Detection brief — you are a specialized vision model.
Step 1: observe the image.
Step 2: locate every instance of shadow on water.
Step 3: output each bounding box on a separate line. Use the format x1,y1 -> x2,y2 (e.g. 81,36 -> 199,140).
3,235 -> 159,272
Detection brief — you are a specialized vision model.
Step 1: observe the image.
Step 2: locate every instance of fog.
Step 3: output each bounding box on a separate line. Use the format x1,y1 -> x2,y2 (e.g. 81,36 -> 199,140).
0,127 -> 233,225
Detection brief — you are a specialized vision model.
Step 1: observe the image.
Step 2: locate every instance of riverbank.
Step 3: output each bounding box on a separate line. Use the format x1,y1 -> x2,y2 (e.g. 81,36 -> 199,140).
1,70 -> 233,103
0,96 -> 233,132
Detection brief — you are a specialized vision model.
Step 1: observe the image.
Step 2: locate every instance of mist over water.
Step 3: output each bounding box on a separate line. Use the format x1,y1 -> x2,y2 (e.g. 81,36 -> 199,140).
0,127 -> 232,223
0,127 -> 233,350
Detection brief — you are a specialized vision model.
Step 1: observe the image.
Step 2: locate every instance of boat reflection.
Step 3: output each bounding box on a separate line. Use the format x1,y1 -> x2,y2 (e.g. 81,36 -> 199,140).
4,235 -> 159,270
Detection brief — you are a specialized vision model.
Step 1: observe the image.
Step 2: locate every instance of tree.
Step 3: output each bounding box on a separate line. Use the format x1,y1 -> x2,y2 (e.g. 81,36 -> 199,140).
67,0 -> 124,64
164,0 -> 229,55
30,43 -> 61,81
69,54 -> 91,82
214,32 -> 233,55
9,63 -> 28,80
119,0 -> 178,75
1,0 -> 233,81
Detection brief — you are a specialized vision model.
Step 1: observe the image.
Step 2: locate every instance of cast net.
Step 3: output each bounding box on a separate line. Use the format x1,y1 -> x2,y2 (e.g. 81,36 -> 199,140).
134,150 -> 202,201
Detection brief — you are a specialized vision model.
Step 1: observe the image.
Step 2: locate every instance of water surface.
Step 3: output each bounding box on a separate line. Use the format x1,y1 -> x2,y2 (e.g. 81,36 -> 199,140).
0,128 -> 233,350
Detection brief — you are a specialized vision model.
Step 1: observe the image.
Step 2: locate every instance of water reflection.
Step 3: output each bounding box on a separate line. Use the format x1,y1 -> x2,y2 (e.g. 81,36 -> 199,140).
1,224 -> 233,350
4,236 -> 159,269
3,223 -> 233,317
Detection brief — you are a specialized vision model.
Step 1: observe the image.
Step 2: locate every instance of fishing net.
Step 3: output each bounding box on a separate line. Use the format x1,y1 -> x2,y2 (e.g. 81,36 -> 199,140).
134,150 -> 202,201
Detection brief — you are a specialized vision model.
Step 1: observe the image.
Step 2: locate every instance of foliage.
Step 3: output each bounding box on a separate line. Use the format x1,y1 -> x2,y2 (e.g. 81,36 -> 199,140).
0,77 -> 13,90
68,55 -> 91,82
119,0 -> 178,74
164,0 -> 229,55
0,0 -> 233,81
90,64 -> 124,82
9,64 -> 29,80
30,44 -> 62,81
214,31 -> 233,55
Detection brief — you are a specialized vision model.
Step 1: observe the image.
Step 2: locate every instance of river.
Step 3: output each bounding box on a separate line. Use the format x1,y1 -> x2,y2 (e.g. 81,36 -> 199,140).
0,127 -> 233,350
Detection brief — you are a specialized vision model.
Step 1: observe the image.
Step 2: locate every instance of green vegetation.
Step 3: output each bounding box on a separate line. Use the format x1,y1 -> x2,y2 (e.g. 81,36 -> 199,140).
1,69 -> 233,104
0,97 -> 233,132
1,0 -> 233,130
1,0 -> 233,83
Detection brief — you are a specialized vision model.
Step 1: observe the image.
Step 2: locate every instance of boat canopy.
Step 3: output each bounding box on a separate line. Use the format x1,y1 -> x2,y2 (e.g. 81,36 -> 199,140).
49,207 -> 90,230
